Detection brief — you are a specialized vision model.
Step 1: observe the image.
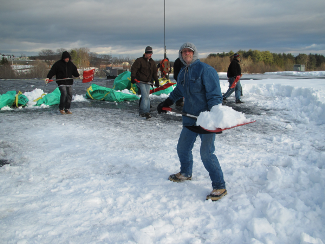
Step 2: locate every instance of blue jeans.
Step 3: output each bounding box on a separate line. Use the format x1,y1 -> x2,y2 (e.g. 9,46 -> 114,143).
223,77 -> 242,100
59,86 -> 72,110
177,127 -> 226,189
136,82 -> 151,115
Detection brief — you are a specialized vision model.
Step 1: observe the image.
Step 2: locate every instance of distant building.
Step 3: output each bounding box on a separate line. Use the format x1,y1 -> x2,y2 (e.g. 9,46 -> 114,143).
293,64 -> 305,71
104,67 -> 128,79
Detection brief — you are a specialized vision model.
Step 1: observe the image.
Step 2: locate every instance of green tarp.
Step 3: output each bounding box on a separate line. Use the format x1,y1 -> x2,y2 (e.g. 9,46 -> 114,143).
0,91 -> 29,109
86,84 -> 139,102
0,91 -> 16,109
16,93 -> 29,107
112,71 -> 176,96
36,87 -> 61,106
113,71 -> 132,91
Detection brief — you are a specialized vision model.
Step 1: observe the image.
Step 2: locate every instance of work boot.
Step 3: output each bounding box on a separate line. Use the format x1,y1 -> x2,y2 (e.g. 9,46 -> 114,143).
168,172 -> 192,182
235,99 -> 243,104
60,110 -> 66,115
140,113 -> 151,119
206,189 -> 227,201
65,110 -> 72,114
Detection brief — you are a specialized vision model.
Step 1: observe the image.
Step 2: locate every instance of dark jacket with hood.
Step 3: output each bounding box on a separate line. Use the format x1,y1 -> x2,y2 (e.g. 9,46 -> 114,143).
173,58 -> 184,81
47,51 -> 79,86
227,58 -> 241,78
131,55 -> 159,85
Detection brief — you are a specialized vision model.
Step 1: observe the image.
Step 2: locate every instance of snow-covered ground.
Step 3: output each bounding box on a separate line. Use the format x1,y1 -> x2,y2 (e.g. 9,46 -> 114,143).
0,71 -> 324,244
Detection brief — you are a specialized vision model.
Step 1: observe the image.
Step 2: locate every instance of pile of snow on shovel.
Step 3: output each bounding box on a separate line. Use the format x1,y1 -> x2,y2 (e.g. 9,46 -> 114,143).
197,104 -> 253,129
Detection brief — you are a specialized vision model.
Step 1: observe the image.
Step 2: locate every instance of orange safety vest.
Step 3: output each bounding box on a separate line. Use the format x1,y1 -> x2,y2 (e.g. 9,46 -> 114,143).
160,59 -> 170,75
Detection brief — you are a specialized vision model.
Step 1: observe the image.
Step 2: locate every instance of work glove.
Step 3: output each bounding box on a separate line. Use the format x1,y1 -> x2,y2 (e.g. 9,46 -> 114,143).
45,78 -> 50,84
157,97 -> 173,114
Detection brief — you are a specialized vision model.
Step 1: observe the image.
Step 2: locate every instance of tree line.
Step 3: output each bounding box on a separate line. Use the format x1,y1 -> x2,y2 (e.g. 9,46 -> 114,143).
202,50 -> 325,73
0,47 -> 135,79
33,48 -> 134,68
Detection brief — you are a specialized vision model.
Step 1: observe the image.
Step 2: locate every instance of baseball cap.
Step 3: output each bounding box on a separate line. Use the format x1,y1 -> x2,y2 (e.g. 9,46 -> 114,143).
181,46 -> 194,52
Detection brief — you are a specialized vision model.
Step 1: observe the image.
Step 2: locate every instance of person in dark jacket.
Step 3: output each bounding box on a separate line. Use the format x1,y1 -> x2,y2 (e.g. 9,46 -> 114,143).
223,53 -> 243,103
173,57 -> 185,106
131,46 -> 159,119
45,51 -> 79,114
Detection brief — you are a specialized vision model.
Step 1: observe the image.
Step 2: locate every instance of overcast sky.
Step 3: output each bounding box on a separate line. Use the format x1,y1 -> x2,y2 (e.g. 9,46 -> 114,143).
1,0 -> 324,61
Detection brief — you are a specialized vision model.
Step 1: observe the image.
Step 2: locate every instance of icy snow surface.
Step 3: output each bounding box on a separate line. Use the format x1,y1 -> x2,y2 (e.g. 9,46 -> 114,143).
0,71 -> 325,243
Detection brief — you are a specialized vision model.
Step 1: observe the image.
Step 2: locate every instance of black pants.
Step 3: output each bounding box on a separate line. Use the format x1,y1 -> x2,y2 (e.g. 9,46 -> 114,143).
59,86 -> 72,111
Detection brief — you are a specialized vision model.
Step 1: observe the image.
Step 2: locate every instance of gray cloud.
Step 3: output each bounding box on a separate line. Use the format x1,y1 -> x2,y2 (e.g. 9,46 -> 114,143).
1,0 -> 324,61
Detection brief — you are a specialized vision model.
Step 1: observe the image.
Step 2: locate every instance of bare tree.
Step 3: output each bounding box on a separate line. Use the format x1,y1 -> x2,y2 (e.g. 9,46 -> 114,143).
70,47 -> 90,69
38,49 -> 56,65
29,60 -> 49,78
55,48 -> 67,60
0,59 -> 16,79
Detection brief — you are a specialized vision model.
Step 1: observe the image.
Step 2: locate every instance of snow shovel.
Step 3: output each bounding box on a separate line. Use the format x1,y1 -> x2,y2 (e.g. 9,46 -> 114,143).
230,75 -> 241,89
134,79 -> 154,86
162,107 -> 256,133
46,69 -> 95,84
150,82 -> 176,94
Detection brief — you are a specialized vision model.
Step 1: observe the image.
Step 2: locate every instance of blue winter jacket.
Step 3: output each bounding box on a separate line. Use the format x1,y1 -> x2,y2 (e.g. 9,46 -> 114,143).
169,59 -> 223,126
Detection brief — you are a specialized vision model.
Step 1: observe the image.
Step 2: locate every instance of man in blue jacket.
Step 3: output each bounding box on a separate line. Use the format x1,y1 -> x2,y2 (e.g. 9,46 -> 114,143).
157,42 -> 227,201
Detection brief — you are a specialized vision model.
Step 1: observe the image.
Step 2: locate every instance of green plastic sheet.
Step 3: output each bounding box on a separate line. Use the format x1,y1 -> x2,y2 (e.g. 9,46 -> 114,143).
113,71 -> 132,91
0,91 -> 16,109
36,87 -> 61,106
86,84 -> 139,102
16,93 -> 29,107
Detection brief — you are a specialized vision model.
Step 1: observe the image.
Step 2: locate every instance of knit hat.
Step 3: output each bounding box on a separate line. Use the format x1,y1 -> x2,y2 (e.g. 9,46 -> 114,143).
145,46 -> 153,54
233,53 -> 240,58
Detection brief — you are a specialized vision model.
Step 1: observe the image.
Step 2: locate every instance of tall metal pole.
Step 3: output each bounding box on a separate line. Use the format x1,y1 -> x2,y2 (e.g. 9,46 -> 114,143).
164,0 -> 166,59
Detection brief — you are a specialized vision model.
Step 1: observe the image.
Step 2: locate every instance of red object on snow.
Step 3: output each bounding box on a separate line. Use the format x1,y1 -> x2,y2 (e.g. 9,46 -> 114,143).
230,75 -> 241,89
150,82 -> 176,94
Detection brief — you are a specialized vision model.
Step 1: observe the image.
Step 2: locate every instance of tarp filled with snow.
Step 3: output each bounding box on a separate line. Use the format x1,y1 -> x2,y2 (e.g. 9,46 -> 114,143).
86,83 -> 139,102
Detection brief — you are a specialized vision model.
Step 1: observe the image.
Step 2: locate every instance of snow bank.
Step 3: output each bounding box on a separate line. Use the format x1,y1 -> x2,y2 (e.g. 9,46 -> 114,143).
265,71 -> 325,77
242,82 -> 325,124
